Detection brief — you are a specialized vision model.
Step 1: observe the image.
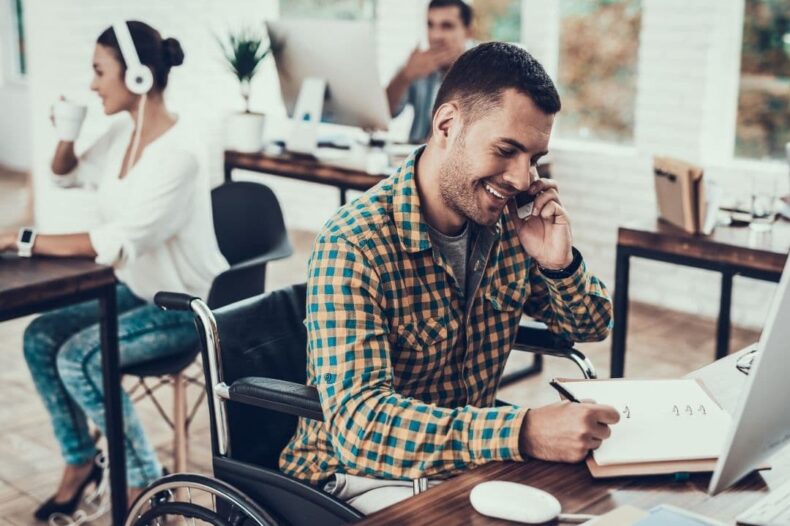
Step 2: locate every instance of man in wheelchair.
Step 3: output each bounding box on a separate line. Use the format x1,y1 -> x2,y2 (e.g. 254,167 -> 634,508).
278,42 -> 620,514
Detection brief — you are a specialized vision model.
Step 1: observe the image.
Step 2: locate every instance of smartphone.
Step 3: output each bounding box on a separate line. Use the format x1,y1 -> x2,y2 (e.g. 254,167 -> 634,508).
515,191 -> 535,219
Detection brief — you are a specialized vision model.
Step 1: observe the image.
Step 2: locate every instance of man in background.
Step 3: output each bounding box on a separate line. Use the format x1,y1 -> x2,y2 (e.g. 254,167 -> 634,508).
386,0 -> 473,144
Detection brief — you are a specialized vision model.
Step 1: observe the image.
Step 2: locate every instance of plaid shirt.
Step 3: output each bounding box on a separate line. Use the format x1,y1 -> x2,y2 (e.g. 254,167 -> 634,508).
280,147 -> 612,485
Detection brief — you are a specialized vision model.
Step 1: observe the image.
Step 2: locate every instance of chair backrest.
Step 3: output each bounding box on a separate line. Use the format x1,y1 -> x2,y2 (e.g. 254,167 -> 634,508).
205,283 -> 309,470
211,181 -> 290,266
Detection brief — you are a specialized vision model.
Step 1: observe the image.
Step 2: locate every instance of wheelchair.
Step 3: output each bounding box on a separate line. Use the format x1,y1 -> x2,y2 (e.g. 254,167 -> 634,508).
125,283 -> 596,525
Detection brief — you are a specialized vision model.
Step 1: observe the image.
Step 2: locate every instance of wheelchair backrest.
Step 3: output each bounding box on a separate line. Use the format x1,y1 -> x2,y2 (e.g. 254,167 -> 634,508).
206,283 -> 308,470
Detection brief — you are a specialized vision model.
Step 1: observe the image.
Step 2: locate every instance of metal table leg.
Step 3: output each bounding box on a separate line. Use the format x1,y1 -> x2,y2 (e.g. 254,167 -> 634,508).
99,284 -> 127,524
716,272 -> 734,360
610,246 -> 631,378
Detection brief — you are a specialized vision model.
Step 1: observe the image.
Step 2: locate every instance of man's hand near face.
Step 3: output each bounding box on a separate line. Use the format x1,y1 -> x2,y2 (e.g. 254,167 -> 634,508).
387,45 -> 459,115
402,45 -> 459,81
509,172 -> 574,271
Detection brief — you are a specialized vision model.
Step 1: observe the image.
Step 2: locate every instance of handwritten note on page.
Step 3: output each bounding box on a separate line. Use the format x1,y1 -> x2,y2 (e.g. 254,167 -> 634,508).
555,379 -> 732,465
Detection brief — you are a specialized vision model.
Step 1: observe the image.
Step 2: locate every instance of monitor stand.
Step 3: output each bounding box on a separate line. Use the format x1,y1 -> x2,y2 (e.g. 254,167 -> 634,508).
286,77 -> 326,156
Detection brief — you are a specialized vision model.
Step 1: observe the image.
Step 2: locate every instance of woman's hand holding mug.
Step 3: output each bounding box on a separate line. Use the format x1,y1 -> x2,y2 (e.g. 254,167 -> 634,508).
51,96 -> 87,142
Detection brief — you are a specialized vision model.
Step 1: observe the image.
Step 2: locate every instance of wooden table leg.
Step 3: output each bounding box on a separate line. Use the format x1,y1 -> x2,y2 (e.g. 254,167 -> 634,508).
610,246 -> 630,378
99,284 -> 127,524
716,272 -> 734,360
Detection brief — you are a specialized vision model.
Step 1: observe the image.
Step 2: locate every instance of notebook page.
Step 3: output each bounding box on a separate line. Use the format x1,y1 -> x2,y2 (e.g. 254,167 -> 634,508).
558,379 -> 732,465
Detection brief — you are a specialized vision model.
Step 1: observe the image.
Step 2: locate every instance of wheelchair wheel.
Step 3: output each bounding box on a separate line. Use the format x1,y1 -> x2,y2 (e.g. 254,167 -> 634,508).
126,473 -> 278,526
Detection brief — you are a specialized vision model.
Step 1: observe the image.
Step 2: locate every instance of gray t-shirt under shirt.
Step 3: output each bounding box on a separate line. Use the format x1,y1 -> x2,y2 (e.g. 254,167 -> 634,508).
426,221 -> 470,298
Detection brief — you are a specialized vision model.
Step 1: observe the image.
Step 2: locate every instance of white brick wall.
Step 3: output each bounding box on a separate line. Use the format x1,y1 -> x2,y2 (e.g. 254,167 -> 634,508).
9,0 -> 787,329
523,0 -> 786,329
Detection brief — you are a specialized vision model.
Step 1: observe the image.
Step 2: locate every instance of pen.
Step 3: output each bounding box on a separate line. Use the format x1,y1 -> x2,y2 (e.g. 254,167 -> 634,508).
549,379 -> 581,403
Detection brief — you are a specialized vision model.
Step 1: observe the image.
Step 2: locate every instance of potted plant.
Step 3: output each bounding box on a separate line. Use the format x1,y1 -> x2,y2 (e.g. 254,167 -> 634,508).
217,27 -> 270,153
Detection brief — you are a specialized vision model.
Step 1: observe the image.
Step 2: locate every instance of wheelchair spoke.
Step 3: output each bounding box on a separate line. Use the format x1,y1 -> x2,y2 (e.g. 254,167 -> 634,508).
187,486 -> 197,526
126,474 -> 276,526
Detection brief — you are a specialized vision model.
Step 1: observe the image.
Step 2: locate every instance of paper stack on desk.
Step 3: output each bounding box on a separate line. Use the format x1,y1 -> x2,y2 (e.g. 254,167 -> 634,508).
552,378 -> 731,477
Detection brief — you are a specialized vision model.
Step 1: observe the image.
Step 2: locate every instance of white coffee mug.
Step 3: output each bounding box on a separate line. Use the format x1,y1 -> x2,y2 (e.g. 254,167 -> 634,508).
53,100 -> 87,142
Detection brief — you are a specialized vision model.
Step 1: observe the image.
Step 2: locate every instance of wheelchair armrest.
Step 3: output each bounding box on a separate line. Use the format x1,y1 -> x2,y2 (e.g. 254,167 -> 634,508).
511,319 -> 597,379
226,240 -> 294,273
515,319 -> 574,350
228,377 -> 324,421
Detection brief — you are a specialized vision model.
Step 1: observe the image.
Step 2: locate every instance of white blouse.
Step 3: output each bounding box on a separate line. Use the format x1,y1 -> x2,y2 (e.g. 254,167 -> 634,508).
56,117 -> 229,302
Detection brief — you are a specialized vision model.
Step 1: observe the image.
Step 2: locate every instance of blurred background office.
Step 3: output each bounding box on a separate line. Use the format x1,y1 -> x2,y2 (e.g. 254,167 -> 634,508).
0,0 -> 787,522
2,0 -> 786,325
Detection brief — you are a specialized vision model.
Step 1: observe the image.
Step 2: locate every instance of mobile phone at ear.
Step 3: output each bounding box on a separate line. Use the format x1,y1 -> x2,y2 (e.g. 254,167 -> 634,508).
515,191 -> 534,219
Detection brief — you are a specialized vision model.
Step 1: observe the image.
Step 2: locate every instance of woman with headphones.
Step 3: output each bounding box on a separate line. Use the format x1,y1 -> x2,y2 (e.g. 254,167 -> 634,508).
0,21 -> 228,520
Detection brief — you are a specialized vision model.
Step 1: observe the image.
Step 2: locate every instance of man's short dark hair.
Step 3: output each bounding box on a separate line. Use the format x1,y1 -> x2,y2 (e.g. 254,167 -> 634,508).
432,42 -> 561,123
429,0 -> 473,28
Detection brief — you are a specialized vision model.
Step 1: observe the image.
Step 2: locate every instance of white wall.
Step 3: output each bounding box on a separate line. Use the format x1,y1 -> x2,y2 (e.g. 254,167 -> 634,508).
0,84 -> 30,170
523,0 -> 786,329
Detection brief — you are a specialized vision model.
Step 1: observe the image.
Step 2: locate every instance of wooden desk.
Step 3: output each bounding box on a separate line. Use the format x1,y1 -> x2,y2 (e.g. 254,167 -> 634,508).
358,349 -> 790,525
611,220 -> 788,378
0,255 -> 128,525
224,150 -> 387,206
223,149 -> 553,206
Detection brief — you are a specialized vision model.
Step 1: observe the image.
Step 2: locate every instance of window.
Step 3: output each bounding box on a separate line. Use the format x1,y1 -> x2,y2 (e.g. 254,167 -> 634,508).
2,0 -> 26,82
735,0 -> 789,160
280,0 -> 376,20
556,0 -> 641,144
471,0 -> 521,43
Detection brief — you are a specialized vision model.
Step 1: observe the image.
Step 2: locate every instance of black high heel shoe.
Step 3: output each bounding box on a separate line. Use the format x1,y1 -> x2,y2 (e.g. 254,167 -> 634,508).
34,454 -> 104,521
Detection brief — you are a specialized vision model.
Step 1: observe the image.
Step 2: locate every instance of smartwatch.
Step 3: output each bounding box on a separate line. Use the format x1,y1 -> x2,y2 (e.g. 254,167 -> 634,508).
17,227 -> 37,258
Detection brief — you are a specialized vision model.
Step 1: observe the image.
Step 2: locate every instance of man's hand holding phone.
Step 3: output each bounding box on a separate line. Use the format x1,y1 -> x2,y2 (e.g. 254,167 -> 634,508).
509,174 -> 574,270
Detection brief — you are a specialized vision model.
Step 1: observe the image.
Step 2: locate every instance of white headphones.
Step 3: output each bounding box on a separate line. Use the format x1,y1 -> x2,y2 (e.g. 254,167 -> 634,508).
112,21 -> 154,95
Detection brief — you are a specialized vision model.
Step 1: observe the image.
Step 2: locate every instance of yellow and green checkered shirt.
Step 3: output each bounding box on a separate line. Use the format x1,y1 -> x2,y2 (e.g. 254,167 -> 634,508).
280,148 -> 612,485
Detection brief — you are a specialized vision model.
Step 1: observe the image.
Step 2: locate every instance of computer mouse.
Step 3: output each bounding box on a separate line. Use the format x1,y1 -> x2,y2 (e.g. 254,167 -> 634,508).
469,481 -> 562,524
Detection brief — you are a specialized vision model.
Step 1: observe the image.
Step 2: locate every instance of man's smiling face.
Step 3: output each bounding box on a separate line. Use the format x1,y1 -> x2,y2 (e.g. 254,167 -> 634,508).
437,89 -> 554,227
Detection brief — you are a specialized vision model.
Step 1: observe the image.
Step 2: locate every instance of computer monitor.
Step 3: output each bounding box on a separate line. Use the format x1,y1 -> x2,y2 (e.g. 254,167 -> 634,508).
265,19 -> 390,131
708,251 -> 790,494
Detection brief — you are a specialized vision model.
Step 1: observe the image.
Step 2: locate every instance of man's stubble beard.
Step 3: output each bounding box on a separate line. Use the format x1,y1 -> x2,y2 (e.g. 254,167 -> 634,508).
437,132 -> 497,227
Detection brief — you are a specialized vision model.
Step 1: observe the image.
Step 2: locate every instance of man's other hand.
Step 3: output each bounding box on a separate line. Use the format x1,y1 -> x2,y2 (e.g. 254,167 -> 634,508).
519,401 -> 621,463
403,46 -> 459,81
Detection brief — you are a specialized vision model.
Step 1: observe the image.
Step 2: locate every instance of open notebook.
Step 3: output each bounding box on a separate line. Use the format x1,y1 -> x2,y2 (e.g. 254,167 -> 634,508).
553,378 -> 732,477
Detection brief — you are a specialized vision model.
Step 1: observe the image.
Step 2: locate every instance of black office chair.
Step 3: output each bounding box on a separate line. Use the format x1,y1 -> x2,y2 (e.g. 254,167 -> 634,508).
122,181 -> 294,474
125,283 -> 596,525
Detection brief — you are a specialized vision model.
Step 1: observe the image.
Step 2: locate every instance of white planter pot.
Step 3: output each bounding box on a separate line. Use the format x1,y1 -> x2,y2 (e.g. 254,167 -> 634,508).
226,112 -> 265,153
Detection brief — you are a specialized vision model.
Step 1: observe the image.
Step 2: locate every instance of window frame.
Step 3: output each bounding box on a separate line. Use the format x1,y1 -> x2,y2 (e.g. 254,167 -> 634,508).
1,0 -> 27,86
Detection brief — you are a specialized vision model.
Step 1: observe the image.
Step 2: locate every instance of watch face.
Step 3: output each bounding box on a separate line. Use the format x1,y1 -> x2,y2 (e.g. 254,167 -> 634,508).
20,230 -> 33,243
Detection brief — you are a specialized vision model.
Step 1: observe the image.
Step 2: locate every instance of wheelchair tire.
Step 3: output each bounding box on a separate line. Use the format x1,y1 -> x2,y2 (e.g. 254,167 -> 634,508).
126,472 -> 278,526
133,502 -> 233,525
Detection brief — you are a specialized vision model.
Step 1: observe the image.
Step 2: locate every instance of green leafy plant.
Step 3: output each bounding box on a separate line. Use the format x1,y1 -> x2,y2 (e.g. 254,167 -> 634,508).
217,28 -> 270,113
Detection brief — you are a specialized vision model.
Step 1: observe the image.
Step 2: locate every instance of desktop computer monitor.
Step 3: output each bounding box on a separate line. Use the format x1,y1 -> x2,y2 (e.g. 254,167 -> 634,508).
708,251 -> 790,494
265,19 -> 390,131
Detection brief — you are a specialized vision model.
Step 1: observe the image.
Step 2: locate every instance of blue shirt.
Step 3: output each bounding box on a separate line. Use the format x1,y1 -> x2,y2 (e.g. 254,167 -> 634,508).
393,70 -> 444,144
